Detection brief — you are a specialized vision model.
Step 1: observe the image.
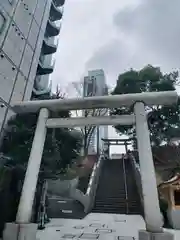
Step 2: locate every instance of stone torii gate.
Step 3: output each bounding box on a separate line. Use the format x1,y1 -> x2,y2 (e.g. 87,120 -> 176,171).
102,138 -> 132,158
3,91 -> 177,240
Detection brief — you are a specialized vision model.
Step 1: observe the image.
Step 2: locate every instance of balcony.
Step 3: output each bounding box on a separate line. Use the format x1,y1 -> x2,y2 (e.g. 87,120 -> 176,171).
37,56 -> 55,75
53,0 -> 65,7
33,76 -> 52,96
42,37 -> 58,55
46,19 -> 61,37
37,62 -> 54,75
50,1 -> 63,21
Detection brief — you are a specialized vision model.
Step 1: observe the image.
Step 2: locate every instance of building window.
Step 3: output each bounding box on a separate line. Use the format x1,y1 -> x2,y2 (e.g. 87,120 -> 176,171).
86,77 -> 97,96
87,81 -> 93,96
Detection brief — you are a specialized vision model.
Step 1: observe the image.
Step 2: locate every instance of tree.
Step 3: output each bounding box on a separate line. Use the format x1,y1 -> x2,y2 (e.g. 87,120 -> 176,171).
111,65 -> 180,146
0,88 -> 82,178
69,79 -> 109,156
0,89 -> 83,233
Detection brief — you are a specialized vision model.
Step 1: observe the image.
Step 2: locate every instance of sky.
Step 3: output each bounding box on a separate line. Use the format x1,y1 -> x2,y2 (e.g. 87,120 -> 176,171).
51,0 -> 180,154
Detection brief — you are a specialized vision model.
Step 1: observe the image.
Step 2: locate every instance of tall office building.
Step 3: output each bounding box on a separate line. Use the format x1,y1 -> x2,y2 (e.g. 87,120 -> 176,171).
0,0 -> 65,135
83,69 -> 108,155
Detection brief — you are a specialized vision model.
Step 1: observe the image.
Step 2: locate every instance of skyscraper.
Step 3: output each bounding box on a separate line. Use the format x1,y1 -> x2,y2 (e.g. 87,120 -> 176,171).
83,69 -> 108,155
0,0 -> 65,135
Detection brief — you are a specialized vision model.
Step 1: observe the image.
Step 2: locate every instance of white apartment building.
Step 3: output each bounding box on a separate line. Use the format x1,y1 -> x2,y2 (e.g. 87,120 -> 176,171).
0,0 -> 65,137
83,69 -> 109,155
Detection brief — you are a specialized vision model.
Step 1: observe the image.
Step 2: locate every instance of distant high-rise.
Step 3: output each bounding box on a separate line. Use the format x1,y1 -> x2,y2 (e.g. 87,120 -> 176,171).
83,69 -> 108,155
0,0 -> 65,136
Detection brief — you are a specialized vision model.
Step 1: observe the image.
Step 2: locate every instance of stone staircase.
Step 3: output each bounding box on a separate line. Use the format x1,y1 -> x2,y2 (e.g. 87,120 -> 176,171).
92,158 -> 142,214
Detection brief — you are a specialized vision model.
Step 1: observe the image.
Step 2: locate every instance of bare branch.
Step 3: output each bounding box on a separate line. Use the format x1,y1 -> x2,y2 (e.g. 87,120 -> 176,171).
84,125 -> 96,152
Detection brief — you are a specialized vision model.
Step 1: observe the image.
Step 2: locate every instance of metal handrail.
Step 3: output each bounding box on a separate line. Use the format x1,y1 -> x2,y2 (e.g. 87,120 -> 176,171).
86,163 -> 97,196
122,156 -> 129,213
86,154 -> 103,196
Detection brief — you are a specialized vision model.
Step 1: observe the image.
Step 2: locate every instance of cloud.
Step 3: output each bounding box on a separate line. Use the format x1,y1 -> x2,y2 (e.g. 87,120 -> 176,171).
51,0 -> 122,91
51,0 -> 140,91
86,38 -> 136,84
86,0 -> 180,85
113,0 -> 180,69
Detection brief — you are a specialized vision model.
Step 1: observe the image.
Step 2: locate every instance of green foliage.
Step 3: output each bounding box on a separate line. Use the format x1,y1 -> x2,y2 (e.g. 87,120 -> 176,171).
111,65 -> 180,146
0,92 -> 82,179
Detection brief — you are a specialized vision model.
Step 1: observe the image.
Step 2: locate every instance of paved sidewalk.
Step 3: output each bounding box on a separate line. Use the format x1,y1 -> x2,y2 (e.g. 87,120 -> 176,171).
37,213 -> 146,240
37,213 -> 180,239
